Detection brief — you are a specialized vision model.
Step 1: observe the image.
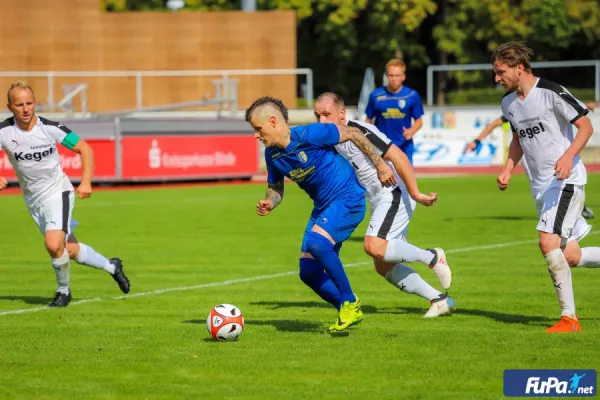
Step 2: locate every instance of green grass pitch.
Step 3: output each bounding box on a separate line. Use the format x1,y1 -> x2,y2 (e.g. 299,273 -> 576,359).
0,174 -> 599,399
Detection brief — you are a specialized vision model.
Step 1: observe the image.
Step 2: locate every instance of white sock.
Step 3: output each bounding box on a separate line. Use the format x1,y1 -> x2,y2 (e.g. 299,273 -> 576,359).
51,249 -> 71,294
383,240 -> 435,266
384,264 -> 442,301
576,247 -> 600,268
75,243 -> 115,274
545,249 -> 576,319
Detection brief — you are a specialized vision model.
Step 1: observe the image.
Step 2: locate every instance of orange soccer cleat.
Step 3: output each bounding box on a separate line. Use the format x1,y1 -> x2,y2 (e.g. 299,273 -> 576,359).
544,316 -> 581,333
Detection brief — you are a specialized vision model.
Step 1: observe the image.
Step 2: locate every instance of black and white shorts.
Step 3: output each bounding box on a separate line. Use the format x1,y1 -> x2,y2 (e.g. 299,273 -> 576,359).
28,190 -> 78,237
535,184 -> 589,244
365,187 -> 416,241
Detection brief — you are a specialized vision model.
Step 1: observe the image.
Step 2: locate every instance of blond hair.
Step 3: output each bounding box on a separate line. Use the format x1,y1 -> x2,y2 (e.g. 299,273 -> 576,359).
7,81 -> 35,105
386,59 -> 406,74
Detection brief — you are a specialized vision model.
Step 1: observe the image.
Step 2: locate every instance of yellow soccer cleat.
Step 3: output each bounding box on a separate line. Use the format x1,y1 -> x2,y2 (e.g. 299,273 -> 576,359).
328,297 -> 364,333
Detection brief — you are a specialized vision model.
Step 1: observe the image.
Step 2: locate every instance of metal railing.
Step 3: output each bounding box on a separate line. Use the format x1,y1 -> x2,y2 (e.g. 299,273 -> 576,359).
38,83 -> 88,115
426,60 -> 600,105
0,68 -> 314,110
91,78 -> 239,119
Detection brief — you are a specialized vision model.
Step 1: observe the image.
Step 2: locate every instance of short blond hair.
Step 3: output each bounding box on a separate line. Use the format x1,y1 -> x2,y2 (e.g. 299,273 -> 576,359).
386,59 -> 406,74
7,81 -> 35,105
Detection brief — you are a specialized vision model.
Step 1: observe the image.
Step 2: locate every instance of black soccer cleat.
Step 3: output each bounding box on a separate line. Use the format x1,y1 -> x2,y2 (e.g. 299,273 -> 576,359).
48,291 -> 72,308
582,204 -> 595,220
110,258 -> 130,294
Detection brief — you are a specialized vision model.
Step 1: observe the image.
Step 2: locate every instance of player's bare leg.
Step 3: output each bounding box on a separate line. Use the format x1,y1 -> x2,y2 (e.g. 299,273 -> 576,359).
44,230 -> 71,307
540,232 -> 580,332
66,233 -> 130,294
364,235 -> 452,289
563,239 -> 600,269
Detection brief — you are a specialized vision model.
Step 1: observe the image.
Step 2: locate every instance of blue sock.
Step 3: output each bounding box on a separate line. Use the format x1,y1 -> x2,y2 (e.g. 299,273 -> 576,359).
305,231 -> 356,304
299,258 -> 341,309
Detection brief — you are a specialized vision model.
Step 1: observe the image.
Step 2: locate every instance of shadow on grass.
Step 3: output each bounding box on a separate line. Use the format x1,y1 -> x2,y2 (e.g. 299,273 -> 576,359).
0,295 -> 51,305
245,319 -> 323,333
250,300 -> 378,315
346,237 -> 365,243
395,306 -> 556,326
443,215 -> 539,222
183,317 -> 322,333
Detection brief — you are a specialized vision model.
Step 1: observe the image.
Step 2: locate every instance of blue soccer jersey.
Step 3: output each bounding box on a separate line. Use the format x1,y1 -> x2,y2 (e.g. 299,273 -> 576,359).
265,123 -> 364,210
365,86 -> 424,163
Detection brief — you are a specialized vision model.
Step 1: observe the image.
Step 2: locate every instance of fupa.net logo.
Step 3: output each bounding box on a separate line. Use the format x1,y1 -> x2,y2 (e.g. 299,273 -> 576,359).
504,369 -> 597,397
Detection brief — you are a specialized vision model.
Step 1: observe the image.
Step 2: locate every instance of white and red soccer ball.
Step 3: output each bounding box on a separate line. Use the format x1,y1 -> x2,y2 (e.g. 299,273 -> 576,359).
206,304 -> 244,341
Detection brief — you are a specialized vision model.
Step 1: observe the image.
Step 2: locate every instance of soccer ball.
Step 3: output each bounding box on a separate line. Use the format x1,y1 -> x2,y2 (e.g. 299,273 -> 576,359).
206,304 -> 244,341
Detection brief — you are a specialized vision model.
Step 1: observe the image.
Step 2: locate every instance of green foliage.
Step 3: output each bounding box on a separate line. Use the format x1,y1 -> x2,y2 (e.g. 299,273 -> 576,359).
184,0 -> 241,11
433,0 -> 600,87
447,87 -> 597,105
101,0 -> 600,104
102,0 -> 166,11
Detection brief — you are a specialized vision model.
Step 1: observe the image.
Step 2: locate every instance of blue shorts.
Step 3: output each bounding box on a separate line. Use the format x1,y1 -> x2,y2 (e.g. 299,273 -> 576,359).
398,140 -> 414,165
300,195 -> 366,252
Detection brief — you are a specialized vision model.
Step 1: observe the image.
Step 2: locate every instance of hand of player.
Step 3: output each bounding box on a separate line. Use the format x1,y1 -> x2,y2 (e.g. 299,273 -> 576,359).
412,191 -> 437,207
75,181 -> 92,199
0,176 -> 7,191
497,171 -> 511,191
464,141 -> 477,153
257,200 -> 273,216
554,154 -> 574,181
402,127 -> 414,140
377,164 -> 397,187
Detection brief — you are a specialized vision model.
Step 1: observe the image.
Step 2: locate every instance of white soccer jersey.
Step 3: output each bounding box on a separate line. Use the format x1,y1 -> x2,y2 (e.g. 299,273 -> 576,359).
0,116 -> 73,208
334,119 -> 403,201
501,78 -> 589,198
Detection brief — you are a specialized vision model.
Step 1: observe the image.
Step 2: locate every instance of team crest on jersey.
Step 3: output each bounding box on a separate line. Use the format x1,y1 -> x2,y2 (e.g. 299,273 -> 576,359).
296,151 -> 308,163
398,99 -> 406,109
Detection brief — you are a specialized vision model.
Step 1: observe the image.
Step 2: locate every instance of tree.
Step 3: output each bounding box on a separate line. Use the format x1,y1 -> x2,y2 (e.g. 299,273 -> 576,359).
257,0 -> 437,100
102,0 -> 600,104
103,0 -> 166,11
431,0 -> 600,102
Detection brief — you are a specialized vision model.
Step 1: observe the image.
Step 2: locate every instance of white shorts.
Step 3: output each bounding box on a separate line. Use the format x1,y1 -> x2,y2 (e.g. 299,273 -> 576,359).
535,184 -> 589,245
365,187 -> 416,241
28,190 -> 78,237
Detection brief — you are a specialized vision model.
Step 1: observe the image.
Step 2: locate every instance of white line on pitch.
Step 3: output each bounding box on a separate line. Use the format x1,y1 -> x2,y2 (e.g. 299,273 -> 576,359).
1,231 -> 598,317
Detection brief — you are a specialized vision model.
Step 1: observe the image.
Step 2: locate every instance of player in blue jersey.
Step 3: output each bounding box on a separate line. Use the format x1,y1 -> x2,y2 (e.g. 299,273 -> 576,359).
365,59 -> 425,164
245,96 -> 396,333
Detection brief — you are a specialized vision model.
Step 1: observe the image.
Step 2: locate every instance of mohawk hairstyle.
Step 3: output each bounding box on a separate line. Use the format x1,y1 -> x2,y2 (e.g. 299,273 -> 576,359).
245,96 -> 289,123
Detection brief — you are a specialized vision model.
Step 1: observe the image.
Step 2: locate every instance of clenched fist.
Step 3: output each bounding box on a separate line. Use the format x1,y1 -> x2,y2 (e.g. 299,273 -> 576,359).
257,200 -> 273,216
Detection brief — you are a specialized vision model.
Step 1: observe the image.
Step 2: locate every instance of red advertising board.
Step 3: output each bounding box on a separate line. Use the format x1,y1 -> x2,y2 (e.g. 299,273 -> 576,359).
121,135 -> 258,179
0,139 -> 117,180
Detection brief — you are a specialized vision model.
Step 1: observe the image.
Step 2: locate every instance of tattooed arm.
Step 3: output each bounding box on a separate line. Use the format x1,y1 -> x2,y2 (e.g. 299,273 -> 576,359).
337,124 -> 397,187
257,179 -> 284,216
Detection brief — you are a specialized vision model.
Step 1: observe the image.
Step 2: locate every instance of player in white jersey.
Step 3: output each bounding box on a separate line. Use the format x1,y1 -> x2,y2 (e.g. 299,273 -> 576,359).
465,113 -> 595,219
0,81 -> 130,307
314,92 -> 455,317
492,42 -> 600,332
